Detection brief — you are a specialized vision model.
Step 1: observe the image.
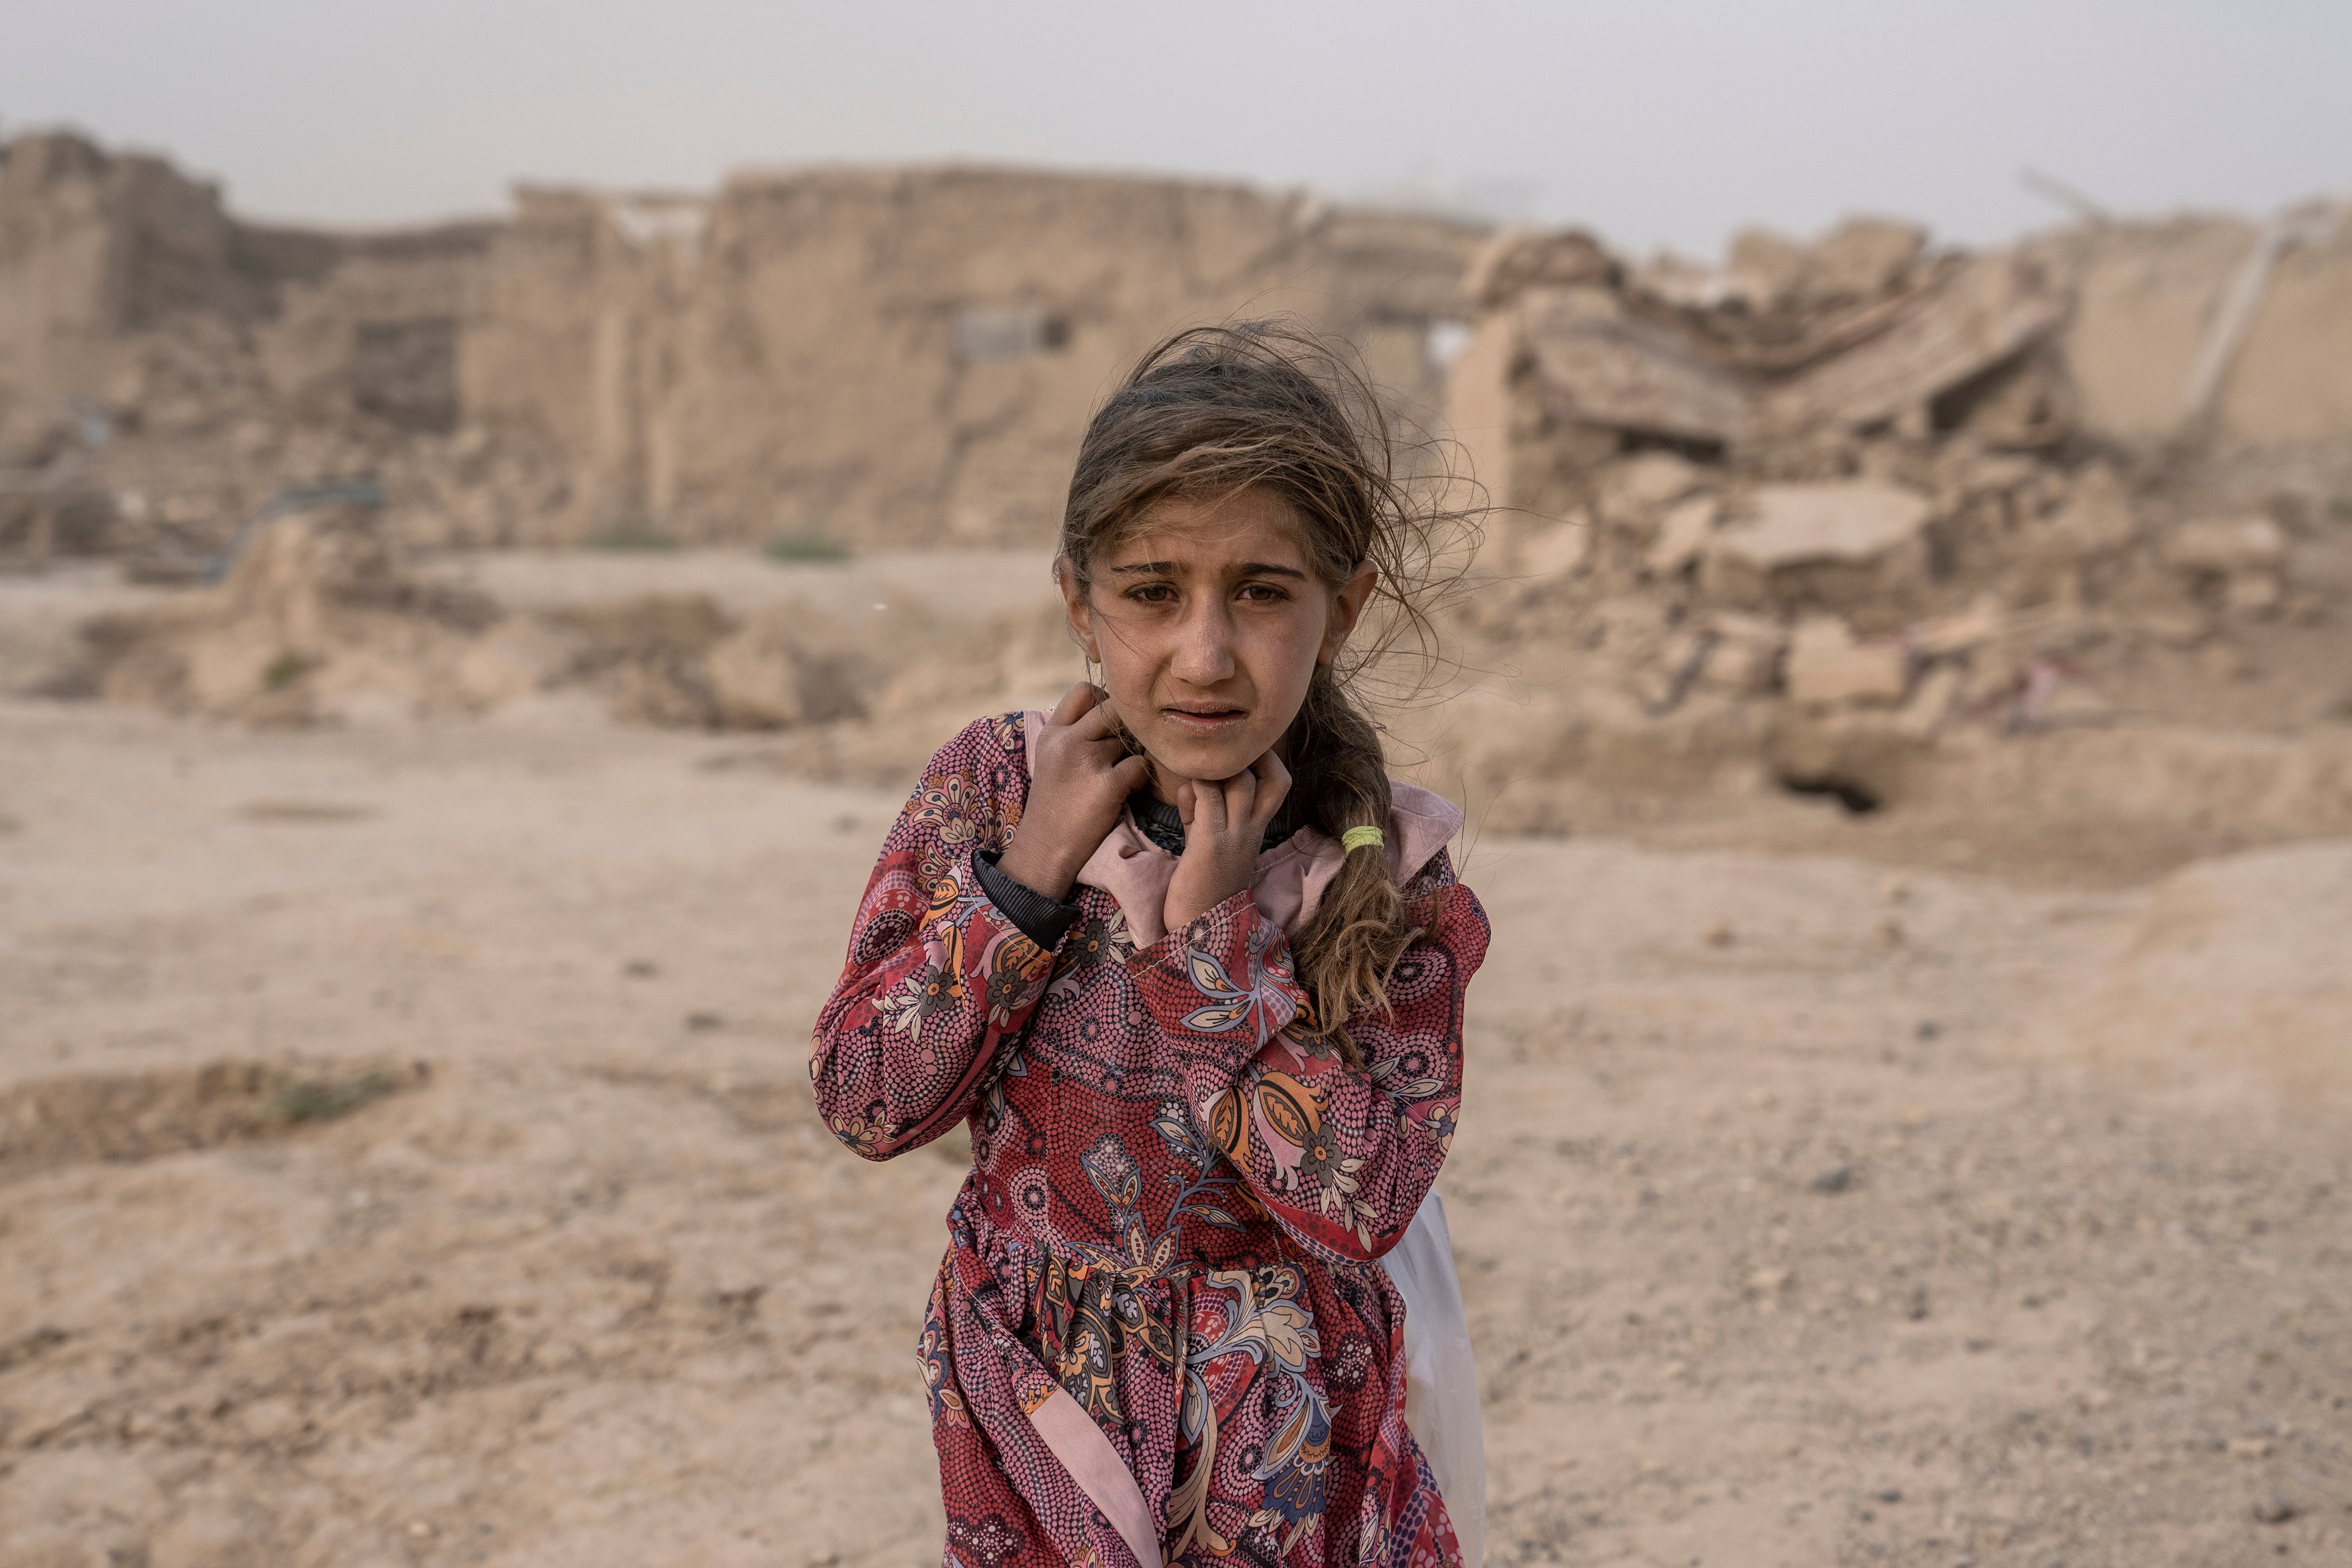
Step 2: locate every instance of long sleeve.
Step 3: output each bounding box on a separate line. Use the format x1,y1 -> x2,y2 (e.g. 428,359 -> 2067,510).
1129,850 -> 1490,1264
810,716 -> 1056,1161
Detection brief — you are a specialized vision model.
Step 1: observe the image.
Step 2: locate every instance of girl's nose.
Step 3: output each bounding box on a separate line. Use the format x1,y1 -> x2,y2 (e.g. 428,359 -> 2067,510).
1171,600 -> 1237,686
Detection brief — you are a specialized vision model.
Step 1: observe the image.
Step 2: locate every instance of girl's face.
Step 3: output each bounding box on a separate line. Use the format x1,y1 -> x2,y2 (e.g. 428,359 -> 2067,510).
1060,486 -> 1377,801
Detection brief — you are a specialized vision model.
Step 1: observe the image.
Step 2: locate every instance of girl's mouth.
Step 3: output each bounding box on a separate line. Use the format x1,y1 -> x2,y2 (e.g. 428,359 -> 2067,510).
1161,706 -> 1247,733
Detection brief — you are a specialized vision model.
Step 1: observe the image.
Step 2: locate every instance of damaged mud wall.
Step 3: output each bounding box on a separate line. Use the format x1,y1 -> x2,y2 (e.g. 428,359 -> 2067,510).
2029,208 -> 2352,446
0,131 -> 1483,559
466,170 -> 1476,548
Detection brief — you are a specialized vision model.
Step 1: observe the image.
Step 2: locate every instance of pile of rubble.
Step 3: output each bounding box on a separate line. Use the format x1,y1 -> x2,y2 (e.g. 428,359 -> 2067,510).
1419,218 -> 2352,835
38,494 -> 1073,747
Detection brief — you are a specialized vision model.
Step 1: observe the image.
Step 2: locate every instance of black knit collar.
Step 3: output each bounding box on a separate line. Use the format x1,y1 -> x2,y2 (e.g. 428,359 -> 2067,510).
1126,788 -> 1296,857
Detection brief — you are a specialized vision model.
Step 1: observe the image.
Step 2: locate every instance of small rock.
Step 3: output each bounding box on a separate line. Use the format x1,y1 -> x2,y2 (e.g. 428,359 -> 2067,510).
1645,494 -> 1721,577
2252,1495 -> 2299,1525
2228,1436 -> 2274,1459
623,959 -> 659,978
1519,512 -> 1593,577
1785,614 -> 1910,706
2165,514 -> 2286,578
1874,1488 -> 1904,1504
686,1011 -> 725,1032
1910,596 -> 2005,658
1916,1019 -> 1943,1040
1812,1166 -> 1854,1194
1597,451 -> 1701,522
1705,923 -> 1737,949
1904,1284 -> 1929,1320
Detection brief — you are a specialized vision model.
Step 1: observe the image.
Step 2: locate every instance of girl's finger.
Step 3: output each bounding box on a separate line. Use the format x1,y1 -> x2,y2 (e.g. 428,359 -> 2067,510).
1220,768 -> 1254,825
1048,681 -> 1096,729
1069,691 -> 1123,741
1194,777 -> 1228,834
1176,780 -> 1197,827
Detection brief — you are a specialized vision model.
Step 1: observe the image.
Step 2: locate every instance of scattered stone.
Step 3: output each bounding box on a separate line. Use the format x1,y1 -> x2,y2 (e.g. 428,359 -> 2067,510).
1465,226 -> 1618,310
2045,462 -> 2139,559
1904,1284 -> 1930,1320
2166,515 -> 2287,580
2227,1436 -> 2274,1459
1895,661 -> 1967,738
623,960 -> 659,978
1597,452 -> 1703,525
2252,1495 -> 2299,1525
1811,1165 -> 1854,1194
1785,615 -> 1910,707
685,1011 -> 724,1032
1703,482 -> 1933,614
1807,218 -> 1928,301
1911,596 -> 2005,658
1518,512 -> 1593,577
1645,494 -> 1720,577
1693,611 -> 1786,694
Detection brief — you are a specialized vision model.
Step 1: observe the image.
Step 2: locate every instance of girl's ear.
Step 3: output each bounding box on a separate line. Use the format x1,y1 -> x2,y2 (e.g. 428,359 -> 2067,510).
1056,558 -> 1102,662
1318,561 -> 1379,666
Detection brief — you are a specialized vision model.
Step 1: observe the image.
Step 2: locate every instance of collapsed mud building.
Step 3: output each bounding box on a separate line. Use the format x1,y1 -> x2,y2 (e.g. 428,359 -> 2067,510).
1423,205 -> 2352,852
4,128 -> 2349,875
0,129 -> 1481,558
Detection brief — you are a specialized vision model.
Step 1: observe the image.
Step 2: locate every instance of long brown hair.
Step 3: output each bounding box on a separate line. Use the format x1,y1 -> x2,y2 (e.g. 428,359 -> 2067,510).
1058,321 -> 1472,1065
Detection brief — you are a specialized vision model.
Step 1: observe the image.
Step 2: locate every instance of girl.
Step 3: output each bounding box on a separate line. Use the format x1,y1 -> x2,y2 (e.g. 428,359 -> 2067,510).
811,326 -> 1489,1567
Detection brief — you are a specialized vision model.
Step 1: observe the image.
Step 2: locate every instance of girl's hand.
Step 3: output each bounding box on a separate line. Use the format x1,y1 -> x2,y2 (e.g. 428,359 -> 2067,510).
1163,749 -> 1291,931
996,683 -> 1152,901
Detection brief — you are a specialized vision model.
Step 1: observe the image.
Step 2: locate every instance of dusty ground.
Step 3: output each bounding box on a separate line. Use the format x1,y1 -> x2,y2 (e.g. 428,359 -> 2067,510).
1,686 -> 2347,1568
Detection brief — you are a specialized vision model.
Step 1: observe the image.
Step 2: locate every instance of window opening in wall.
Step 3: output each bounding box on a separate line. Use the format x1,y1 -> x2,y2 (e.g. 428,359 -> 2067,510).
955,308 -> 1070,364
1424,318 -> 1475,377
351,317 -> 460,433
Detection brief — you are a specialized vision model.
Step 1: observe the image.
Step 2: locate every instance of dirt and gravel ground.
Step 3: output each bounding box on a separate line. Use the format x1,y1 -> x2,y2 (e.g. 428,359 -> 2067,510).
1,689 -> 2346,1568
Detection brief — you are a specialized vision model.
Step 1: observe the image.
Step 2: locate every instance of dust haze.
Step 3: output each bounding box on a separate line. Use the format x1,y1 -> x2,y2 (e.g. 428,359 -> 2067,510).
2,111 -> 2348,1568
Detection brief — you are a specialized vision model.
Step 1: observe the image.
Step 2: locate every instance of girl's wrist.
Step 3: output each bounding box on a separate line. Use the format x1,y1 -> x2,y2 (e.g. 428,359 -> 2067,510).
996,838 -> 1078,901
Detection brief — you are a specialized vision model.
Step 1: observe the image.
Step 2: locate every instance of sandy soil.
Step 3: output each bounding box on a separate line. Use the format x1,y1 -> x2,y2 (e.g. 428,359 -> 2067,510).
1,695 -> 2346,1568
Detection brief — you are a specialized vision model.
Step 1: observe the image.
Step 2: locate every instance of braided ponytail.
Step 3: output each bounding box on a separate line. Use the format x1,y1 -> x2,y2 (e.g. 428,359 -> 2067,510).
1282,668 -> 1421,1067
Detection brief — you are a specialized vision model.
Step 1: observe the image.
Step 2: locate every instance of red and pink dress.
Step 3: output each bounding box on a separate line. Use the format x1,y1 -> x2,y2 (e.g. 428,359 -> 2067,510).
811,713 -> 1490,1567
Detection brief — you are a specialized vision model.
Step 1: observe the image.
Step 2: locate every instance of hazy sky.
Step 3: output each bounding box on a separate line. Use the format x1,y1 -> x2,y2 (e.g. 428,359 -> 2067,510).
6,1 -> 2347,257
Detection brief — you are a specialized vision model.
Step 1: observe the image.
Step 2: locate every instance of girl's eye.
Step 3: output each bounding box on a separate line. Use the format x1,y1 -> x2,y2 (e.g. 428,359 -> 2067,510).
1126,583 -> 1177,604
1238,583 -> 1290,604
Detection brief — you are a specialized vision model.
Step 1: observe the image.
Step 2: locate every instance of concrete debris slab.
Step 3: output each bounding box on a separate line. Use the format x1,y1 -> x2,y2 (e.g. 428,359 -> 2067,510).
1710,482 -> 1932,570
1763,253 -> 2070,433
1523,286 -> 1751,446
1515,250 -> 2067,453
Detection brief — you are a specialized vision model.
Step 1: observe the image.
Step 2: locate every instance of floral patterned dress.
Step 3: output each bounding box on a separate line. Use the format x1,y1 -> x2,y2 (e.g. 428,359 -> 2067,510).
810,715 -> 1490,1567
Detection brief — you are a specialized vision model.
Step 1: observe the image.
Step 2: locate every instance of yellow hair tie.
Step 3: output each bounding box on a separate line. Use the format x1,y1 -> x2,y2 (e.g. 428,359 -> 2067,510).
1340,825 -> 1385,852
